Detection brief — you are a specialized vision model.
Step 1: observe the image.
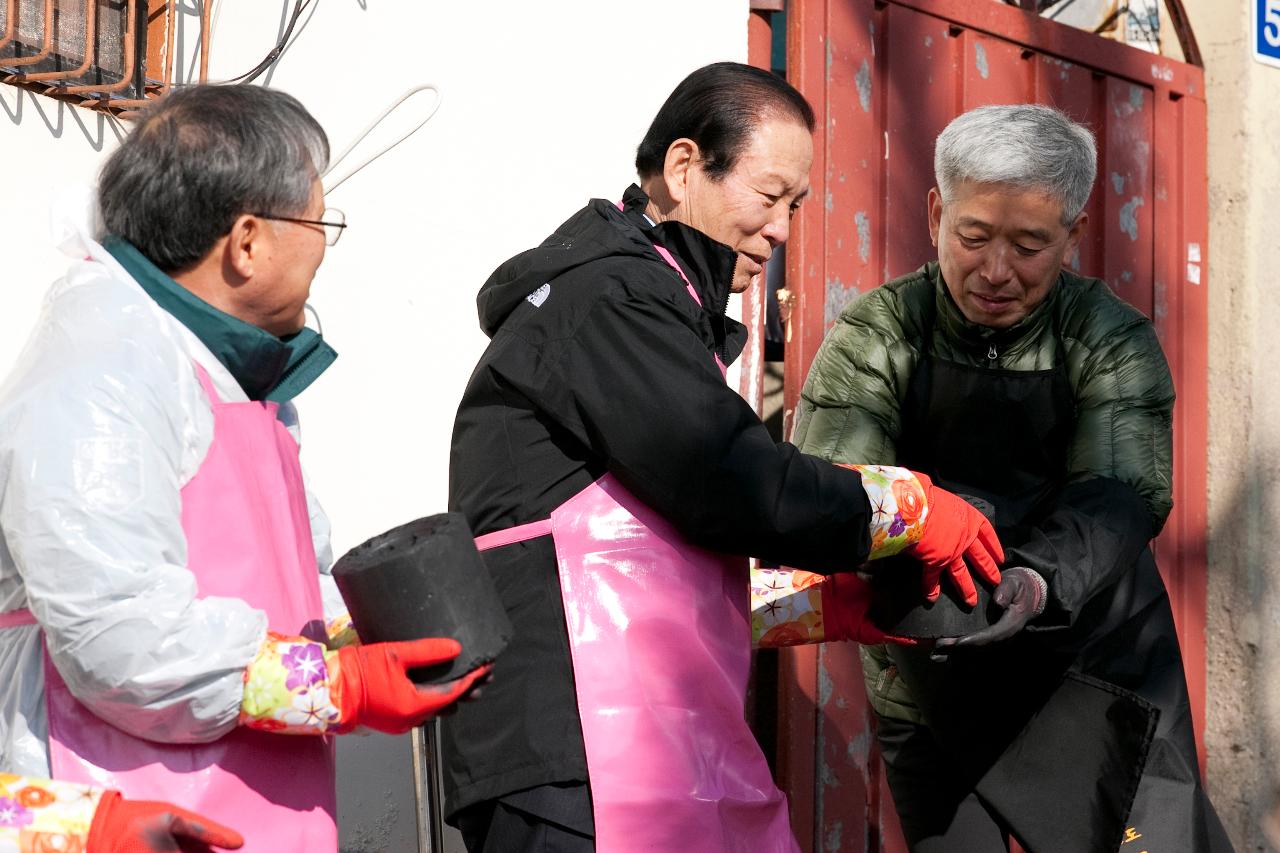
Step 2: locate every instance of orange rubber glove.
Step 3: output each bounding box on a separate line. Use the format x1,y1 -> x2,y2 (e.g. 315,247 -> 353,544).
88,790 -> 243,852
820,572 -> 917,646
334,638 -> 494,734
910,472 -> 1004,606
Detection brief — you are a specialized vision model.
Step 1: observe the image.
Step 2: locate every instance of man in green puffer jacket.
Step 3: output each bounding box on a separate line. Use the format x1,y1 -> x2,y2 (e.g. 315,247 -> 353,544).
794,104 -> 1231,853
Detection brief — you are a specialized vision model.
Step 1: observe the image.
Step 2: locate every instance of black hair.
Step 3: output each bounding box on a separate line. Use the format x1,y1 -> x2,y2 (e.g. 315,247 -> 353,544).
635,61 -> 814,181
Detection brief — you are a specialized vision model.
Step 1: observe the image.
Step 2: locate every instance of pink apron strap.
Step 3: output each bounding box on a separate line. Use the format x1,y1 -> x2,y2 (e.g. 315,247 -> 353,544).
192,363 -> 222,403
615,199 -> 704,307
645,238 -> 727,376
651,244 -> 703,307
0,608 -> 37,629
475,518 -> 553,552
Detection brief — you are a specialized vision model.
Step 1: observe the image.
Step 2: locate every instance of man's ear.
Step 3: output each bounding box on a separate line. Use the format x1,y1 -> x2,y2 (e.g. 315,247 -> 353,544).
1065,211 -> 1088,254
927,187 -> 943,248
225,214 -> 263,280
662,138 -> 700,206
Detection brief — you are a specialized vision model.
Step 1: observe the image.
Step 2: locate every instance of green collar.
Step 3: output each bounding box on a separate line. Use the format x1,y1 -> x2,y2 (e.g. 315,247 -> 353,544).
104,237 -> 336,403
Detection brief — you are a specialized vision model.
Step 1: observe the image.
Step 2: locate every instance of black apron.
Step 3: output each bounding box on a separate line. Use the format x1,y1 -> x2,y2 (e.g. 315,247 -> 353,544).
868,307 -> 1076,637
876,296 -> 1232,853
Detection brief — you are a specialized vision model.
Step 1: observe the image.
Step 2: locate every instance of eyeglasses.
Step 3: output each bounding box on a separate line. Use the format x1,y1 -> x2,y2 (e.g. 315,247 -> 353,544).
254,207 -> 348,246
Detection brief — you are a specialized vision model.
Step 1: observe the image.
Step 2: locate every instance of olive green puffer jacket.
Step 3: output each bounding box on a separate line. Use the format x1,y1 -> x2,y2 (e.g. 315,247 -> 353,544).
792,262 -> 1175,722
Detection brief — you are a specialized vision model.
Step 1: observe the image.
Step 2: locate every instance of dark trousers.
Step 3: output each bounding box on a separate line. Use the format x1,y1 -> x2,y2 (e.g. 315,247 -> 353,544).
876,715 -> 1011,853
454,782 -> 595,853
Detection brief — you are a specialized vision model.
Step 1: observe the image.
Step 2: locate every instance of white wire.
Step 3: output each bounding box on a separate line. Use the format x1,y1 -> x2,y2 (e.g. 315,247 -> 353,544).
304,302 -> 324,336
322,84 -> 443,196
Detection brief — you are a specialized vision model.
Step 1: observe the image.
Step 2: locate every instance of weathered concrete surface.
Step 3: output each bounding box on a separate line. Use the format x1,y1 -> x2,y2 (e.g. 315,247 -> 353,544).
1191,0 -> 1280,849
337,732 -> 469,853
337,733 -> 417,853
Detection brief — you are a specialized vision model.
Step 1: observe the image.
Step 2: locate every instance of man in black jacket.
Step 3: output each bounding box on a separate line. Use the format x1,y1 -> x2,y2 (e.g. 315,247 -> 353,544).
444,62 -> 1003,853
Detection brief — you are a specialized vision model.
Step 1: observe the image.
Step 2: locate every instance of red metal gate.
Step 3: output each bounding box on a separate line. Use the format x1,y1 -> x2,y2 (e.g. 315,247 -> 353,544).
771,1 -> 1209,849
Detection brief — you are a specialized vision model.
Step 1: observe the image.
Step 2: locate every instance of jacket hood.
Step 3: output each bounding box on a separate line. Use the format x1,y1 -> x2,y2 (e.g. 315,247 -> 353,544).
476,185 -> 739,338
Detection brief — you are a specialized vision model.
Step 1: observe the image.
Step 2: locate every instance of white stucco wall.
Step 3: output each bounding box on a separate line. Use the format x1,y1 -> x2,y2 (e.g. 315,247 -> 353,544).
1,0 -> 747,556
0,3 -> 747,850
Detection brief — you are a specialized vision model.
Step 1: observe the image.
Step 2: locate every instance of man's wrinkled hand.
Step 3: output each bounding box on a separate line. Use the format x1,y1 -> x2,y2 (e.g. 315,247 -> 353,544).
932,566 -> 1047,660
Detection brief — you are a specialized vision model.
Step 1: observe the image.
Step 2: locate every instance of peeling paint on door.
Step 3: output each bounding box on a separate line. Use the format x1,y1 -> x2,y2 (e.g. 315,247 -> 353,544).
855,59 -> 872,112
855,211 -> 871,262
825,278 -> 858,327
1120,196 -> 1145,240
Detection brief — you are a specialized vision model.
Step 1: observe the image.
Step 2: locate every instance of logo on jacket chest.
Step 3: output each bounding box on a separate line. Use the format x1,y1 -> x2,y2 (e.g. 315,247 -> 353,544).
526,284 -> 551,308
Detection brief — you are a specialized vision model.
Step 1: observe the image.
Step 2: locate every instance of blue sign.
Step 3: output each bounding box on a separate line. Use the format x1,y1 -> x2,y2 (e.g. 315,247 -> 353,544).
1257,0 -> 1280,67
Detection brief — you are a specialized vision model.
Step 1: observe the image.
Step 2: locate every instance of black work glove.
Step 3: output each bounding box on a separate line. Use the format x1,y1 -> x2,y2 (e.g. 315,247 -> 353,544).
932,567 -> 1047,658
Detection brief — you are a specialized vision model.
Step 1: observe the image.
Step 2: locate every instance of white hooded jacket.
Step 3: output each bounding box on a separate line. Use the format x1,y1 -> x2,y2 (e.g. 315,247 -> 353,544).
0,207 -> 342,777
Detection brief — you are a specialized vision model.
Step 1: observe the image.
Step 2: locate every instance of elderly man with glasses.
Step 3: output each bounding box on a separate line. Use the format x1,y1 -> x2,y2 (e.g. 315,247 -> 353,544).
0,85 -> 484,853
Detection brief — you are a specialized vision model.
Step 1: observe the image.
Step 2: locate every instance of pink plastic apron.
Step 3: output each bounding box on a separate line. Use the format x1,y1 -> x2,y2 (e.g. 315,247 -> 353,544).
475,241 -> 798,852
8,365 -> 337,852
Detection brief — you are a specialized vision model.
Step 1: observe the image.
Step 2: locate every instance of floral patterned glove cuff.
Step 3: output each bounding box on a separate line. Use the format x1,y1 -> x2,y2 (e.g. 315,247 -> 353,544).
841,464 -> 929,560
0,773 -> 102,852
751,567 -> 830,648
239,632 -> 347,734
326,613 -> 359,649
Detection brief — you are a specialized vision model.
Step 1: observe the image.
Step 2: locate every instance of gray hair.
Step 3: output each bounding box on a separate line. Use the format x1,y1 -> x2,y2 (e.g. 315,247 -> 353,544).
934,104 -> 1097,225
99,84 -> 330,273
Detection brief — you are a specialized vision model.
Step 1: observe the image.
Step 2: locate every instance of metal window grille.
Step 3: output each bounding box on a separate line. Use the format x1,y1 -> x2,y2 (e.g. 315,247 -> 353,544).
0,0 -> 204,115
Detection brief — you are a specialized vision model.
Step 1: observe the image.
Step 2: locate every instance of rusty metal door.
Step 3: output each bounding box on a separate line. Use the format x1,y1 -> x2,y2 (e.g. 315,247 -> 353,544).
772,1 -> 1209,849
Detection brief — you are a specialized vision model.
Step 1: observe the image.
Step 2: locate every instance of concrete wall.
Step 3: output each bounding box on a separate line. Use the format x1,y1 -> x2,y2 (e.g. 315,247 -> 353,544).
1192,0 -> 1280,849
0,3 -> 746,850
